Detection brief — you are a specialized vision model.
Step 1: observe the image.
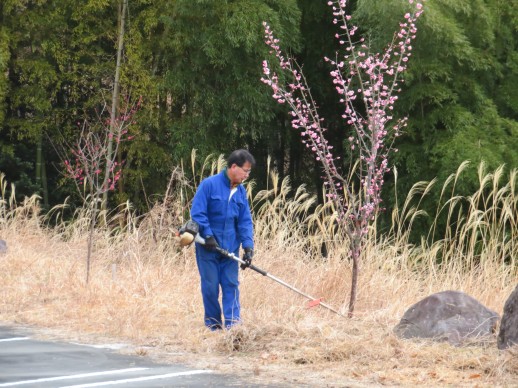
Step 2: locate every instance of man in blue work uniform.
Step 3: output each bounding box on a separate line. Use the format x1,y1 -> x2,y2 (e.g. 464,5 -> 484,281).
190,149 -> 255,330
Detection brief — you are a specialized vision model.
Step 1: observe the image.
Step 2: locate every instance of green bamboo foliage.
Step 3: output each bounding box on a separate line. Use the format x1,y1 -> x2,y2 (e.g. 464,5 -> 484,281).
356,0 -> 518,191
0,0 -> 516,238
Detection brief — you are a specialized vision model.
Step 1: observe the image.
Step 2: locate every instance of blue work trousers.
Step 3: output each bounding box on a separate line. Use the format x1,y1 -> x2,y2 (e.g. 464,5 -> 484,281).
196,248 -> 240,330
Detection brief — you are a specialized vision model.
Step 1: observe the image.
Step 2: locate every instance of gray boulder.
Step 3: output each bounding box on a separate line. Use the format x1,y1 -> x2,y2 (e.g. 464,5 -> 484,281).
0,239 -> 6,254
394,290 -> 499,345
498,284 -> 518,350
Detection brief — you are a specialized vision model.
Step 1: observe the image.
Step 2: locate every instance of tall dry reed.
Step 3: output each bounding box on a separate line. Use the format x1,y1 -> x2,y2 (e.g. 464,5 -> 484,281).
0,160 -> 517,387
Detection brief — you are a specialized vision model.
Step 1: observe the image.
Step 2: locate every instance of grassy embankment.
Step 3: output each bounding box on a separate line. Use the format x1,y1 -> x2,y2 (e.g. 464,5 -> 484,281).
1,159 -> 517,386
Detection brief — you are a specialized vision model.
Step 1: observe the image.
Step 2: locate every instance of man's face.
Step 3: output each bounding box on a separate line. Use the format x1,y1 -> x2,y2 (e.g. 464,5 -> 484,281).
229,161 -> 252,185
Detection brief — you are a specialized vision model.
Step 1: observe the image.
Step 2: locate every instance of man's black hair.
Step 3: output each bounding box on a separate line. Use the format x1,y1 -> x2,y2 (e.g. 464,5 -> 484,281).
227,149 -> 256,168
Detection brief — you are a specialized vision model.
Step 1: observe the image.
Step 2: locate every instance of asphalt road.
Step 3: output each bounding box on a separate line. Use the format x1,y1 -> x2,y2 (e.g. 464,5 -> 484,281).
0,326 -> 272,388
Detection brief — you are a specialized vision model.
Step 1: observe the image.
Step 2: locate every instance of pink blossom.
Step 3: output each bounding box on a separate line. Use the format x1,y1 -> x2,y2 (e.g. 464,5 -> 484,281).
261,0 -> 423,245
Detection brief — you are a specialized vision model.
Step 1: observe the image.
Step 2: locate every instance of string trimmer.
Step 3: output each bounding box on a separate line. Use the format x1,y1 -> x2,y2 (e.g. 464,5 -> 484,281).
177,220 -> 343,317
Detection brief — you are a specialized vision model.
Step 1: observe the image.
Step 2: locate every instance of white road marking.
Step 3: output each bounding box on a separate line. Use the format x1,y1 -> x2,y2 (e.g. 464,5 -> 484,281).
70,343 -> 128,350
0,337 -> 29,342
60,370 -> 214,387
0,368 -> 149,387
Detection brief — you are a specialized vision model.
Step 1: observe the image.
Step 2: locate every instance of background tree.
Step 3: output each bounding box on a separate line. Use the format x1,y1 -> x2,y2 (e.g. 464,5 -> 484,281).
262,0 -> 424,315
154,0 -> 301,184
1,0 -> 516,248
60,98 -> 139,283
353,0 -> 518,239
0,0 -> 304,212
0,0 -> 123,206
103,0 -> 128,208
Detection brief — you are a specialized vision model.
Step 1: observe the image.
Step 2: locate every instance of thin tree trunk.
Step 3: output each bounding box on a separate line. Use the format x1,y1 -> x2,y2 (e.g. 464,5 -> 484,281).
41,150 -> 48,207
36,133 -> 42,191
348,239 -> 360,317
103,0 -> 128,208
35,132 -> 49,206
86,197 -> 98,284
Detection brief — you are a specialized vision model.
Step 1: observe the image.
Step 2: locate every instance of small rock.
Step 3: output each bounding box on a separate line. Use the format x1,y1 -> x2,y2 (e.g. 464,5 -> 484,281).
498,284 -> 518,350
394,290 -> 499,345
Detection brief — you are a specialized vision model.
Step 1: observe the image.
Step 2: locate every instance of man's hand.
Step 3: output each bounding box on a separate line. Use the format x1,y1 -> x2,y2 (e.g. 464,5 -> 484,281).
241,248 -> 253,270
204,236 -> 219,251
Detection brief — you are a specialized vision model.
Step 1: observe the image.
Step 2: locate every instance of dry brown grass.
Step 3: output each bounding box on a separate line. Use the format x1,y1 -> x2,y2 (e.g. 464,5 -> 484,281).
1,161 -> 517,387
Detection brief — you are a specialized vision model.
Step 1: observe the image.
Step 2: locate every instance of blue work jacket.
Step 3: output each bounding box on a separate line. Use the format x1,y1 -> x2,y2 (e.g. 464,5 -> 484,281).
191,169 -> 254,254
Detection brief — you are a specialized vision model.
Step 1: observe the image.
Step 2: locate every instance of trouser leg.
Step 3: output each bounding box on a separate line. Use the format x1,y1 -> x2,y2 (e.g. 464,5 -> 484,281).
196,248 -> 222,329
220,257 -> 240,328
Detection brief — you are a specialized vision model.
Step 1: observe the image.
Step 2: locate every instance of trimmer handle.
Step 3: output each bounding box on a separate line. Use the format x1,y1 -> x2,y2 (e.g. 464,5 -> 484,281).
194,235 -> 266,275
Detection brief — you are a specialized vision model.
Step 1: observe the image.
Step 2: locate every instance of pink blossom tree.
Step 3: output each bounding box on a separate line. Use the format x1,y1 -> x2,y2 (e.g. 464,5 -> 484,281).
62,96 -> 141,283
261,0 -> 423,316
